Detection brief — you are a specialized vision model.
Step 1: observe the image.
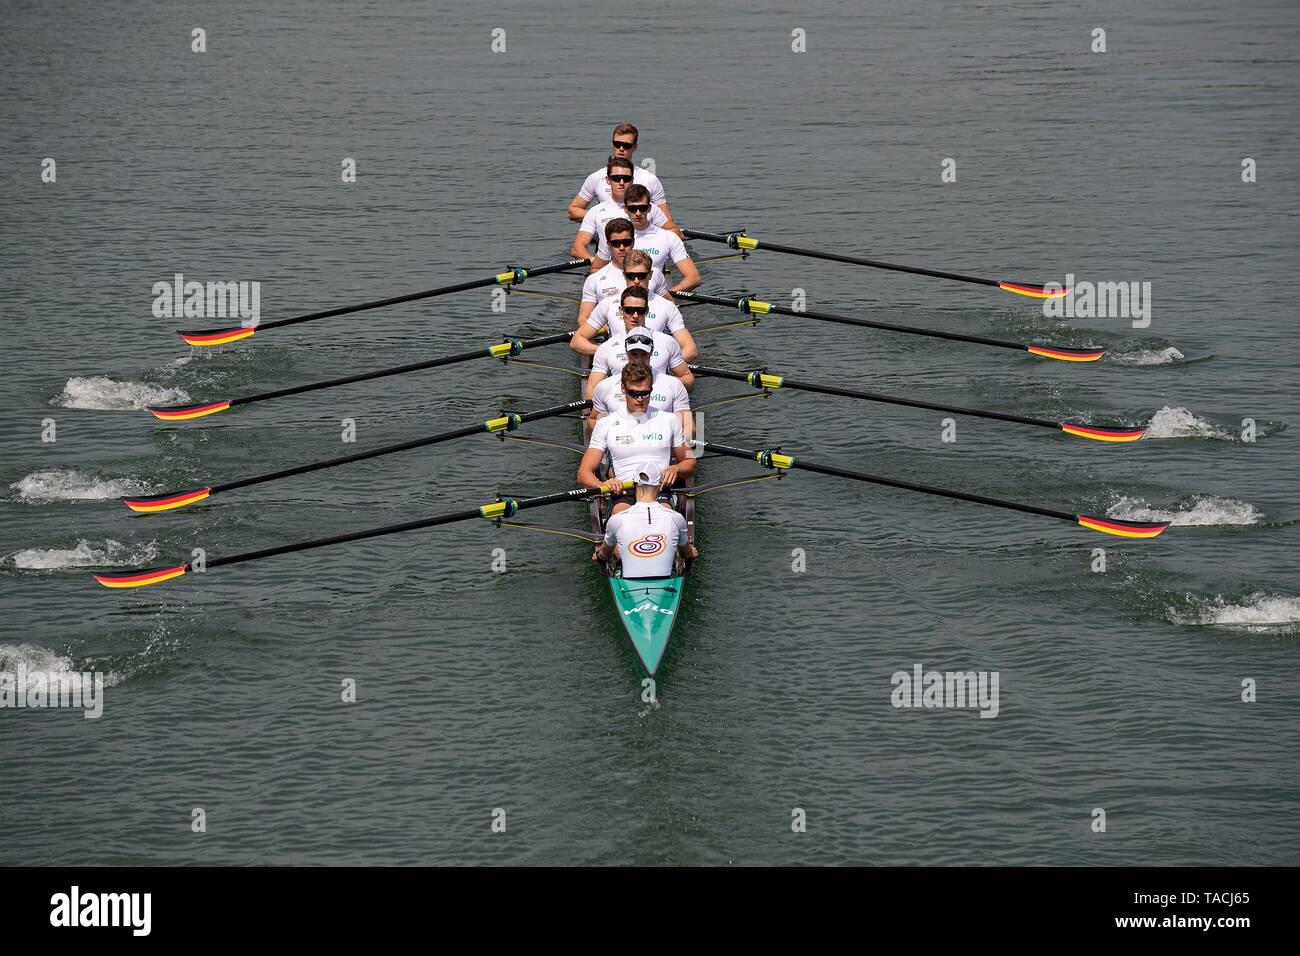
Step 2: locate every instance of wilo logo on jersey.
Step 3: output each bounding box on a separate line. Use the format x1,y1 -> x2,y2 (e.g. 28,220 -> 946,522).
0,664 -> 103,718
50,886 -> 151,936
152,273 -> 261,327
891,663 -> 999,718
1042,275 -> 1152,328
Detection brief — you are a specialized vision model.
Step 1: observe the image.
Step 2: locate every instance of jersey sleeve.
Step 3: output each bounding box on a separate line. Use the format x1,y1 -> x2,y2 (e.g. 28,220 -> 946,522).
672,510 -> 689,546
578,169 -> 602,202
585,299 -> 609,332
669,414 -> 686,446
592,380 -> 612,414
664,232 -> 690,265
581,273 -> 601,303
649,270 -> 668,298
662,336 -> 685,369
578,205 -> 601,236
646,171 -> 667,205
603,513 -> 621,547
660,300 -> 685,333
667,377 -> 690,412
649,204 -> 668,228
589,415 -> 612,452
592,342 -> 615,376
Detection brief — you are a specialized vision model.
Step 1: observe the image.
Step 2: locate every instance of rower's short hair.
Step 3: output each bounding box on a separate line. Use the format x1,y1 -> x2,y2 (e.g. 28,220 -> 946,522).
620,286 -> 648,305
606,155 -> 634,175
623,250 -> 653,272
621,360 -> 653,386
604,217 -> 634,240
624,184 -> 651,205
613,122 -> 639,143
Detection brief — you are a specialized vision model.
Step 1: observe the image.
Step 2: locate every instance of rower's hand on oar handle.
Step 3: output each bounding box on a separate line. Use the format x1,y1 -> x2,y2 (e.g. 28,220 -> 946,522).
662,465 -> 680,486
602,476 -> 625,494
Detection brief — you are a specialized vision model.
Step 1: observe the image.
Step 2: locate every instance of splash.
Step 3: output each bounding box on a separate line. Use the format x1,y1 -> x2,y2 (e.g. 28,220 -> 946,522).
0,643 -> 125,686
6,538 -> 160,570
1144,406 -> 1234,440
1108,494 -> 1264,527
1169,593 -> 1300,635
52,376 -> 190,410
1110,346 -> 1184,367
10,469 -> 148,504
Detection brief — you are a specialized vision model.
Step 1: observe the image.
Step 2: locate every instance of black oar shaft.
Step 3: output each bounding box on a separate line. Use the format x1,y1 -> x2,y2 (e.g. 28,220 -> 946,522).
214,400 -> 590,494
205,485 -> 613,570
689,366 -> 1053,430
676,292 -> 1023,353
696,440 -> 1075,523
684,230 -> 998,288
193,259 -> 590,335
226,332 -> 571,409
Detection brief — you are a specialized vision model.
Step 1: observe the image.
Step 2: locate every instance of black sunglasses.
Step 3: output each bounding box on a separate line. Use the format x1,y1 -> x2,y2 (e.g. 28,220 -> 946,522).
626,203 -> 650,214
609,173 -> 633,184
612,139 -> 636,150
623,271 -> 649,281
625,387 -> 653,398
608,237 -> 633,248
621,305 -> 648,316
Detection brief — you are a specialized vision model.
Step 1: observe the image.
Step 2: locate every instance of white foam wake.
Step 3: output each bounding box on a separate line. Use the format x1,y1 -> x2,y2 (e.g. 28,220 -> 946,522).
1144,406 -> 1235,440
1108,494 -> 1264,526
5,538 -> 160,570
1170,593 -> 1300,634
10,469 -> 148,504
0,643 -> 125,686
1111,346 -> 1184,366
52,376 -> 190,410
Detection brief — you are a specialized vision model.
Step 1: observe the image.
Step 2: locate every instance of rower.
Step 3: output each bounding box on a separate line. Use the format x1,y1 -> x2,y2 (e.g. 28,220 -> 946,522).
592,462 -> 697,575
568,123 -> 675,230
583,291 -> 694,399
572,250 -> 697,361
586,328 -> 692,439
570,156 -> 668,259
577,221 -> 669,329
578,363 -> 696,515
589,185 -> 700,295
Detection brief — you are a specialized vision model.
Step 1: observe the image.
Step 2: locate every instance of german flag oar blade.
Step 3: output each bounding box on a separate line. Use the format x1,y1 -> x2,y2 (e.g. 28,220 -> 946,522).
1076,515 -> 1170,538
122,488 -> 212,513
147,400 -> 232,422
178,326 -> 257,347
1059,423 -> 1148,442
92,564 -> 190,588
998,281 -> 1072,299
1027,345 -> 1105,362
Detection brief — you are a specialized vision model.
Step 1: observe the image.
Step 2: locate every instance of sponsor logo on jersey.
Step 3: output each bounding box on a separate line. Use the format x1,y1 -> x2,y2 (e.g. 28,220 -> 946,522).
628,533 -> 668,557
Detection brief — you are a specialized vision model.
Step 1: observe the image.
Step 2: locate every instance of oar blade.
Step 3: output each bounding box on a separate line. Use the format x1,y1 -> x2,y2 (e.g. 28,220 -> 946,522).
122,488 -> 212,513
178,326 -> 257,346
998,281 -> 1072,299
1076,515 -> 1170,538
147,400 -> 232,422
92,564 -> 190,589
1059,423 -> 1148,443
1026,345 -> 1105,362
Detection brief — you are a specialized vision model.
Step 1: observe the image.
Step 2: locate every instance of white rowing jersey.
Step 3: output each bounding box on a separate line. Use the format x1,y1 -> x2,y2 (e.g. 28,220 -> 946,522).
592,371 -> 691,417
597,222 -> 689,272
588,408 -> 684,480
581,262 -> 668,304
585,293 -> 685,339
578,199 -> 667,246
604,502 -> 688,579
592,328 -> 684,379
579,165 -> 667,207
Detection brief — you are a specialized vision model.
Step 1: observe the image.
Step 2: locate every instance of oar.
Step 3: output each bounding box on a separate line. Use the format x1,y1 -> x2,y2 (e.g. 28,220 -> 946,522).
692,440 -> 1169,538
123,399 -> 592,513
177,258 -> 591,346
675,292 -> 1103,362
147,331 -> 574,421
689,366 -> 1146,442
683,229 -> 1069,299
92,481 -> 631,589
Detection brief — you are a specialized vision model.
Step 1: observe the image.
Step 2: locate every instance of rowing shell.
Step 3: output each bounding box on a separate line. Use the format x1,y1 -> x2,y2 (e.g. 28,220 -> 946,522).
582,356 -> 694,677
